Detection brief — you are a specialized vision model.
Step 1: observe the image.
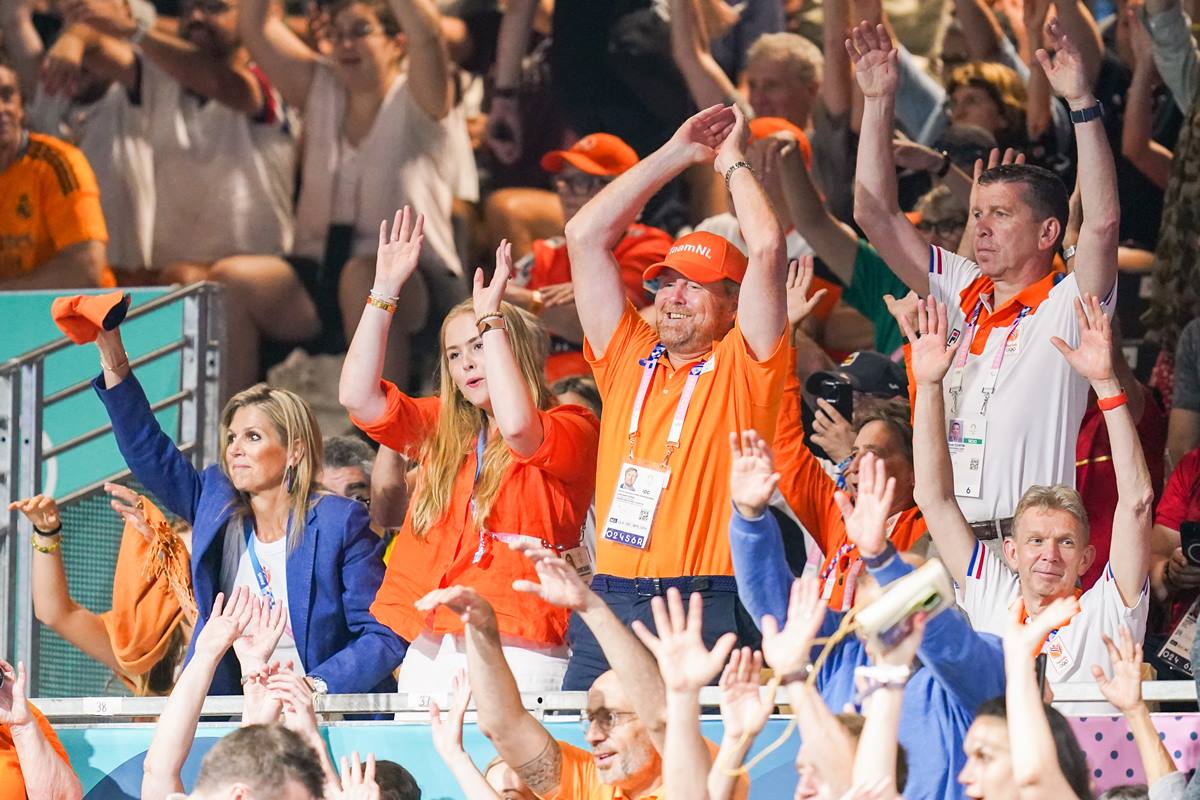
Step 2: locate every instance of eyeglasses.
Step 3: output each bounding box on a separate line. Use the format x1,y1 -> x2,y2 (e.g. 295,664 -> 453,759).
554,173 -> 610,195
916,218 -> 965,237
579,708 -> 639,734
330,19 -> 381,42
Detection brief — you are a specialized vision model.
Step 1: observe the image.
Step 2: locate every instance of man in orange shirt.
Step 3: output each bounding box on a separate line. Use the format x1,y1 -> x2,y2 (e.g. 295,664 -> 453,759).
0,660 -> 82,800
505,133 -> 672,382
562,103 -> 794,689
0,61 -> 110,289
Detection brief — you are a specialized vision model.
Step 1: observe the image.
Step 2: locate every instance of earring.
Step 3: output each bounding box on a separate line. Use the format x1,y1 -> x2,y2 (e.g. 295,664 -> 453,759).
284,464 -> 297,494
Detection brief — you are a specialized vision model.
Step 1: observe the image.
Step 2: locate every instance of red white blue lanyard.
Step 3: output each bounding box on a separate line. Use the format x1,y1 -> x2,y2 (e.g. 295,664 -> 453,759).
244,518 -> 277,608
627,343 -> 708,467
947,299 -> 1031,416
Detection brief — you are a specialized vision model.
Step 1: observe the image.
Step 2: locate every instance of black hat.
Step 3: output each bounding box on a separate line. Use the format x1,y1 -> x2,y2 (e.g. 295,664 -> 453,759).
805,351 -> 908,399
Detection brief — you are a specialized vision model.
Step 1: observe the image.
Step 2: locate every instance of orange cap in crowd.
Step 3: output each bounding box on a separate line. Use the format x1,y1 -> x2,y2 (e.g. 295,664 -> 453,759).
643,231 -> 749,285
749,116 -> 813,169
541,133 -> 640,176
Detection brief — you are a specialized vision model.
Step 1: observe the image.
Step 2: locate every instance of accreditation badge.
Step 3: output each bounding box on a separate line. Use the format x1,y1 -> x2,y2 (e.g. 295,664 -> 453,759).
601,460 -> 670,550
1044,629 -> 1074,673
948,415 -> 987,498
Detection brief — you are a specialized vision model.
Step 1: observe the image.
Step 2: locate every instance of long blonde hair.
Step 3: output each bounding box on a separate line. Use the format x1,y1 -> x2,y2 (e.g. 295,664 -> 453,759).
409,299 -> 552,537
217,385 -> 325,564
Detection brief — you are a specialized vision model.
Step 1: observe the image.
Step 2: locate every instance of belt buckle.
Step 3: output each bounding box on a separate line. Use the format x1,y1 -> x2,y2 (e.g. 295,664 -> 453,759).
636,578 -> 662,597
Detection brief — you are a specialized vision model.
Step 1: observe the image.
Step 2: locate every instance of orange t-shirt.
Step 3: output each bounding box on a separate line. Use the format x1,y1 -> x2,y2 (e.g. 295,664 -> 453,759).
0,704 -> 71,800
354,382 -> 599,645
0,132 -> 110,282
774,365 -> 928,610
545,739 -> 748,799
586,303 -> 789,578
526,224 -> 671,382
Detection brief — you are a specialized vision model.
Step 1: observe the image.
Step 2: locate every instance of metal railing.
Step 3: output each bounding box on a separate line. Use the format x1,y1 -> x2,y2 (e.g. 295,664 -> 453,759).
0,283 -> 223,689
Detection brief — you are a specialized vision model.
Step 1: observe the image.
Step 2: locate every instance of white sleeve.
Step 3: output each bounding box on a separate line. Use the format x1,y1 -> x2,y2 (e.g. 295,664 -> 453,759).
958,540 -> 1019,630
1093,562 -> 1150,635
927,246 -> 981,307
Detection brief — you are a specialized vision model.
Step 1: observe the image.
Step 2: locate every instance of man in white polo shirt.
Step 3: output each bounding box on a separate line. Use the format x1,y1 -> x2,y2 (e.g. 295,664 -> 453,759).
849,20 -> 1119,535
905,294 -> 1152,712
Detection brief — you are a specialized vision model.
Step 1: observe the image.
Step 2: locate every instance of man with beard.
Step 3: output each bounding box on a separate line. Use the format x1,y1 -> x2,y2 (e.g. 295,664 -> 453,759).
561,103 -> 793,689
54,0 -> 296,275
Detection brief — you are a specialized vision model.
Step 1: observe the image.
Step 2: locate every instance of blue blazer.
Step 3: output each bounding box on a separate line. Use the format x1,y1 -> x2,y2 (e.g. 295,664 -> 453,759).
94,373 -> 406,695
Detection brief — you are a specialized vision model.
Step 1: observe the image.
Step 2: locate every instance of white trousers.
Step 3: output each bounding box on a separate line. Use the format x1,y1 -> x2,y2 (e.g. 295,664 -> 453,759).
396,630 -> 569,695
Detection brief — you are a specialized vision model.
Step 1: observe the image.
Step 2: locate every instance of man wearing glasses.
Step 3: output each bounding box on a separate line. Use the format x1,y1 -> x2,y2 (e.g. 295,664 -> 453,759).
504,133 -> 671,382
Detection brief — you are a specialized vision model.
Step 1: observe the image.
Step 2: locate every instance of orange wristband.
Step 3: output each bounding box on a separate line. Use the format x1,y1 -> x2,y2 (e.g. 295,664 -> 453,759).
1097,392 -> 1128,411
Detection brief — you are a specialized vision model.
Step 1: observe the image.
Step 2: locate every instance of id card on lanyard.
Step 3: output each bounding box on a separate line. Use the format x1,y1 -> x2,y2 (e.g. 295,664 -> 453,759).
244,518 -> 277,608
601,343 -> 711,550
946,300 -> 1030,498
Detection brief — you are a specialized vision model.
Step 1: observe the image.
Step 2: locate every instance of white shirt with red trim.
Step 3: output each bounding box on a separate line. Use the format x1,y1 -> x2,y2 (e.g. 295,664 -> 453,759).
958,540 -> 1149,714
927,246 -> 1116,523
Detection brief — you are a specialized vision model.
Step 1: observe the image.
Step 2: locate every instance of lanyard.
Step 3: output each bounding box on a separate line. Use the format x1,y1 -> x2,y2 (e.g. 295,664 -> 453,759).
244,519 -> 277,607
947,299 -> 1030,416
627,343 -> 708,467
469,428 -> 489,563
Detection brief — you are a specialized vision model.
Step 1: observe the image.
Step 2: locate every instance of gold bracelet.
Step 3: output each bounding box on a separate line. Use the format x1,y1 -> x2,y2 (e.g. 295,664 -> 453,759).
32,533 -> 61,554
366,295 -> 397,313
100,355 -> 130,372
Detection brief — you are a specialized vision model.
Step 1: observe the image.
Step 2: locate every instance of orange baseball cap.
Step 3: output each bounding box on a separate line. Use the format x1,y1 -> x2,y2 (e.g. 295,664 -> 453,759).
643,231 -> 749,285
749,116 -> 813,169
540,133 -> 639,176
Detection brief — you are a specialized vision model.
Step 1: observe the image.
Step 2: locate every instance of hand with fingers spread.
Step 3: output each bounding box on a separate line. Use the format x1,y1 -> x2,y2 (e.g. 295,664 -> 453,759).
1035,18 -> 1093,104
846,21 -> 899,98
1003,595 -> 1080,663
194,587 -> 256,661
233,595 -> 290,673
896,296 -> 958,386
760,576 -> 827,677
1050,294 -> 1115,386
374,206 -> 426,298
509,539 -> 595,612
718,648 -> 774,741
631,588 -> 738,693
475,240 -> 513,319
103,482 -> 155,542
811,400 -> 855,464
882,292 -> 920,338
1090,626 -> 1144,715
429,669 -> 473,761
8,495 -> 62,535
729,429 -> 780,520
713,103 -> 751,176
337,753 -> 380,800
414,585 -> 498,631
785,256 -> 829,328
834,452 -> 896,559
0,660 -> 32,728
668,104 -> 738,166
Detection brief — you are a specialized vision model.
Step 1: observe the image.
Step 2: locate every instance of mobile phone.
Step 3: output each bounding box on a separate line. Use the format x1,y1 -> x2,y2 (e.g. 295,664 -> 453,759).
1181,521 -> 1200,567
818,377 -> 854,424
1035,653 -> 1048,696
856,560 -> 955,648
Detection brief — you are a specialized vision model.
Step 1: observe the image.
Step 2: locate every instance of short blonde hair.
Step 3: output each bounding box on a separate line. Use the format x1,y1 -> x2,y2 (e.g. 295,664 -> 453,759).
747,32 -> 824,87
1013,484 -> 1089,542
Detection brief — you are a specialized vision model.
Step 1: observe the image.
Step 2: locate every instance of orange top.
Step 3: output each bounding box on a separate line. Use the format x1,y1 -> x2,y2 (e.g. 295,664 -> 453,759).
586,303 -> 789,578
355,382 -> 599,644
0,704 -> 71,800
546,739 -> 748,800
774,363 -> 928,610
527,225 -> 671,382
0,132 -> 111,283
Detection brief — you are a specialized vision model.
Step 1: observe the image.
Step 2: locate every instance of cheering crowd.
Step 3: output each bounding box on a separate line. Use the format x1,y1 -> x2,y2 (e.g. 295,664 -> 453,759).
3,0 -> 1200,797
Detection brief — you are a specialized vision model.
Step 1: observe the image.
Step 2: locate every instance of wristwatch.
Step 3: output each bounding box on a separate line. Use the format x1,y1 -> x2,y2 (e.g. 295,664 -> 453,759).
307,676 -> 328,696
1069,102 -> 1104,124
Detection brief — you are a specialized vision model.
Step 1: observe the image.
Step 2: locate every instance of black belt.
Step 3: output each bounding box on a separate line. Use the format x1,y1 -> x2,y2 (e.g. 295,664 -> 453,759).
969,517 -> 1014,541
590,574 -> 740,597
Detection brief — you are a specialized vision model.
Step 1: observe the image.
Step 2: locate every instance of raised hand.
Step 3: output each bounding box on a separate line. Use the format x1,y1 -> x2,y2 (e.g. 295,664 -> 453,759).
1004,595 -> 1080,662
892,139 -> 946,174
968,148 -> 1024,219
882,292 -> 919,337
242,659 -> 286,726
713,103 -> 750,176
538,282 -> 575,309
474,239 -> 512,319
233,595 -> 289,670
786,257 -> 829,328
58,0 -> 137,38
728,430 -> 780,519
718,648 -> 775,741
896,296 -> 957,386
9,495 -> 62,534
1035,18 -> 1092,103
510,540 -> 592,612
41,29 -> 87,97
668,104 -> 738,166
194,587 -> 256,660
833,452 -> 895,559
846,22 -> 899,98
0,661 -> 32,728
429,669 -> 472,760
374,206 -> 425,297
1050,294 -> 1115,385
266,666 -> 322,739
104,482 -> 155,543
631,588 -> 738,693
1090,626 -> 1144,715
760,576 -> 827,677
414,585 -> 497,630
337,753 -> 380,800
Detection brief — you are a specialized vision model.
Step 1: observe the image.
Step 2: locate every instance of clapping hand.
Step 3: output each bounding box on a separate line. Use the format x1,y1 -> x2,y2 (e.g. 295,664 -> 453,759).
895,296 -> 957,386
194,587 -> 255,660
760,576 -> 827,677
668,104 -> 738,167
374,206 -> 425,298
474,239 -> 512,319
1050,294 -> 1115,386
713,103 -> 751,176
510,540 -> 593,612
846,22 -> 899,98
1090,626 -> 1144,716
785,257 -> 829,329
266,665 -> 322,740
631,588 -> 738,693
729,429 -> 779,520
834,452 -> 895,559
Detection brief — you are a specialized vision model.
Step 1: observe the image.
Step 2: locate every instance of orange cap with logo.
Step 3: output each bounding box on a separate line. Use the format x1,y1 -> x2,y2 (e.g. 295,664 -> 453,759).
643,231 -> 749,285
541,133 -> 640,176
